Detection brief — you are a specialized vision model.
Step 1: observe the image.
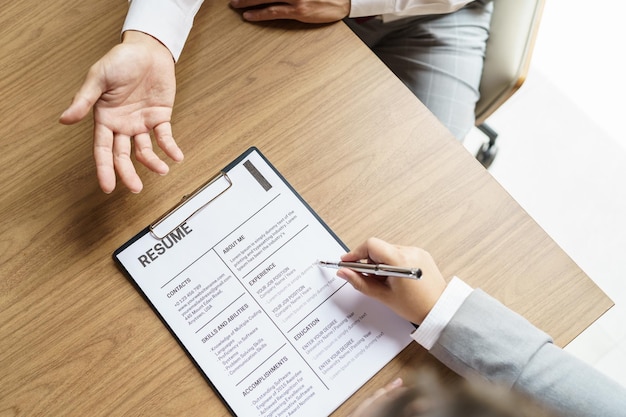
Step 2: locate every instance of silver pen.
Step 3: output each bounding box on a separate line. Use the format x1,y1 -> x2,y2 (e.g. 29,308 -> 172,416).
318,260 -> 422,280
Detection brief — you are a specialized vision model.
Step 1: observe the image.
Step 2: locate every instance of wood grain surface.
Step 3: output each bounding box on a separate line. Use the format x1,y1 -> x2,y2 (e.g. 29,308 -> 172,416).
0,1 -> 612,416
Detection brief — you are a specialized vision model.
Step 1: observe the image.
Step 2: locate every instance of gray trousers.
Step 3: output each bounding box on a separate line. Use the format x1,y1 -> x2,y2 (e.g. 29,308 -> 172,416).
345,1 -> 493,140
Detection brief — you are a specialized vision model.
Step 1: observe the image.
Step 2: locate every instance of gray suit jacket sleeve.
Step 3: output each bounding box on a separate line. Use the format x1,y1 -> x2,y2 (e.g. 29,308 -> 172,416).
428,289 -> 626,417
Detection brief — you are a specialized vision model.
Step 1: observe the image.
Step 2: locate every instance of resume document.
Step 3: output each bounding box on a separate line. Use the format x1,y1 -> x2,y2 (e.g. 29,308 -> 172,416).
114,148 -> 414,416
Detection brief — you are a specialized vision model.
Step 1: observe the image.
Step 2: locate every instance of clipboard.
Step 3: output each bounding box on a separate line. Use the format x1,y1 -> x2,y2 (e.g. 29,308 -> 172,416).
113,147 -> 414,416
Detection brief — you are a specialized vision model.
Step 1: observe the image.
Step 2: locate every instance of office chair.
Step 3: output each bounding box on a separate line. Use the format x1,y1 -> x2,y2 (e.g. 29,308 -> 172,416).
474,0 -> 545,168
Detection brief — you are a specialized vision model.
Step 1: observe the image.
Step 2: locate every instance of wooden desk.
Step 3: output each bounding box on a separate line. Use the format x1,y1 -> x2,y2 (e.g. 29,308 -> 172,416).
0,1 -> 612,416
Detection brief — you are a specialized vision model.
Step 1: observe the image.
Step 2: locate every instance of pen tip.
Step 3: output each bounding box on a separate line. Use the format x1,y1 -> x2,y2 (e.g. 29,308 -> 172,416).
318,260 -> 341,269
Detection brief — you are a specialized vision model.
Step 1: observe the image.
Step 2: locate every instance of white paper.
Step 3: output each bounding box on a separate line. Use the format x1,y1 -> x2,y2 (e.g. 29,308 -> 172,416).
115,149 -> 414,416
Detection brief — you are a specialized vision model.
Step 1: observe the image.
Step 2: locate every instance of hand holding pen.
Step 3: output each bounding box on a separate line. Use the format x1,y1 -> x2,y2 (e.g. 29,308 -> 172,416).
325,237 -> 447,326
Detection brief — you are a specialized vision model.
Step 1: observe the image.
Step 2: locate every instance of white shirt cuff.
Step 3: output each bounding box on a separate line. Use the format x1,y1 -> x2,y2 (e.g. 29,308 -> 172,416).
122,0 -> 203,62
411,276 -> 472,350
349,0 -> 395,18
349,0 -> 471,19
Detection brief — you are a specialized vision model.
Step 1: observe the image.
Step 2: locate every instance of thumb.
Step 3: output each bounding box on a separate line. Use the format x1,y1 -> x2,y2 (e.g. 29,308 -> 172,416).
59,68 -> 105,124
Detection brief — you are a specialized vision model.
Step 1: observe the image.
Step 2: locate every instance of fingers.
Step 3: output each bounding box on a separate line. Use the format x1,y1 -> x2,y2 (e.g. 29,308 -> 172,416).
365,378 -> 404,405
154,122 -> 184,162
337,268 -> 368,293
130,123 -> 184,190
241,5 -> 298,21
94,123 -> 183,193
348,378 -> 404,417
93,123 -> 117,194
339,237 -> 448,324
338,238 -> 399,298
341,237 -> 396,264
336,267 -> 389,300
94,122 -> 143,194
113,133 -> 143,194
59,64 -> 106,125
380,377 -> 404,396
231,0 -> 349,23
230,0 -> 277,10
231,0 -> 304,22
340,240 -> 372,263
134,132 -> 169,176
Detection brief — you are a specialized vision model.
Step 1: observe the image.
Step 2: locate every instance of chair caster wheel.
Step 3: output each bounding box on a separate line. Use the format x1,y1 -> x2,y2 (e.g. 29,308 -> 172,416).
476,142 -> 498,169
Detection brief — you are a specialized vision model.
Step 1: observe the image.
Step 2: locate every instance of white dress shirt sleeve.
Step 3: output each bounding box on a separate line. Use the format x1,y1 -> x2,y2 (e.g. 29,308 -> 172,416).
411,276 -> 473,350
349,0 -> 472,19
122,0 -> 205,62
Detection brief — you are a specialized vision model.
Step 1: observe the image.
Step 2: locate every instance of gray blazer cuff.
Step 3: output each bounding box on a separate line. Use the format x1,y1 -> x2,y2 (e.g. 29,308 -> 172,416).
429,289 -> 551,388
428,289 -> 626,417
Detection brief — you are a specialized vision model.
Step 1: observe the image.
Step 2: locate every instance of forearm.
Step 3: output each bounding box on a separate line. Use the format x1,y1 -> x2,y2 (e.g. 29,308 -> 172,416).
122,0 -> 205,61
426,289 -> 626,417
515,340 -> 626,417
